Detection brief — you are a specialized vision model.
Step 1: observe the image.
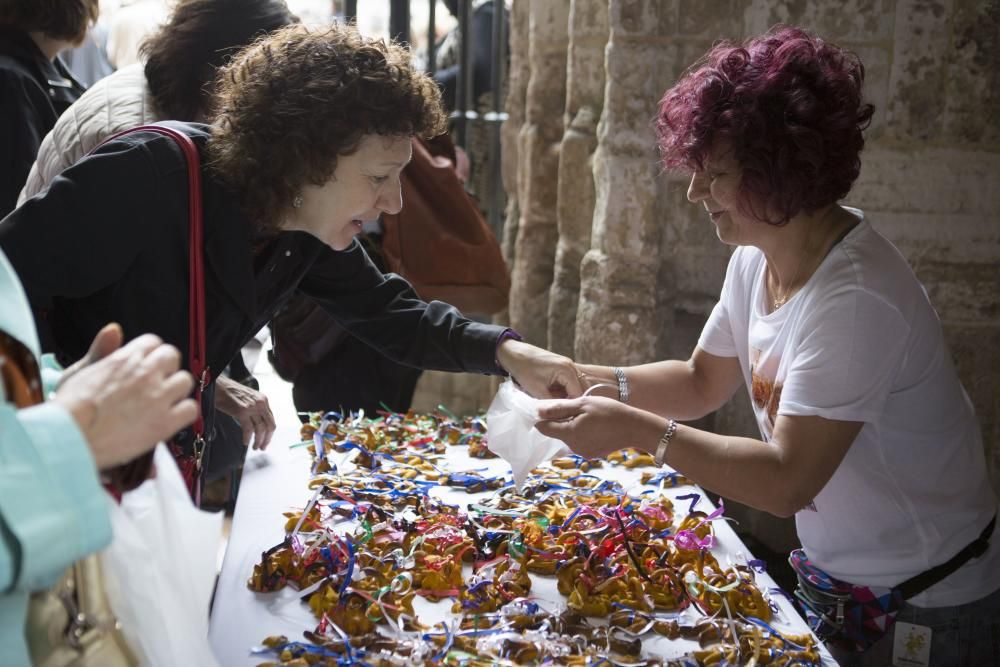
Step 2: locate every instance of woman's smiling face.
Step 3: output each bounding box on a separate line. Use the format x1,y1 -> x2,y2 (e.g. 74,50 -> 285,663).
282,134 -> 413,250
685,141 -> 759,246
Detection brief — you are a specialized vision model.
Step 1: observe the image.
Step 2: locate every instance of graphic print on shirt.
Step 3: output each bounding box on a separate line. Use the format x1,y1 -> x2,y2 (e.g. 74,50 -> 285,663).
749,346 -> 782,440
748,310 -> 817,511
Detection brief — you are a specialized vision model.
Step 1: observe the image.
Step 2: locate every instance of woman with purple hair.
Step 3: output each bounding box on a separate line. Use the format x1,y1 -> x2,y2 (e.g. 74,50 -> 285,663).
536,26 -> 998,664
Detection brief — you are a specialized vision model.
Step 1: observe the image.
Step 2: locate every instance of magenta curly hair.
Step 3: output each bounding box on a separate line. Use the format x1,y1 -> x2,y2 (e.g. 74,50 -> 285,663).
655,26 -> 874,224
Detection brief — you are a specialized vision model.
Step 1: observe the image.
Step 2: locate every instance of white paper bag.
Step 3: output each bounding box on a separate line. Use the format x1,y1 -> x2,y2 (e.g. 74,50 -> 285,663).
486,380 -> 570,488
102,444 -> 223,667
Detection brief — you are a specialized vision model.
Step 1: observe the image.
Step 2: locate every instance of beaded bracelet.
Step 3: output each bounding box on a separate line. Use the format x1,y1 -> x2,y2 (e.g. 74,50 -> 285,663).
612,366 -> 629,403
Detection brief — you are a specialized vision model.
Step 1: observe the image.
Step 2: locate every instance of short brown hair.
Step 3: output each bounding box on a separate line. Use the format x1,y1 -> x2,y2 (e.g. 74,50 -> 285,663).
207,23 -> 448,233
140,0 -> 297,121
0,0 -> 99,44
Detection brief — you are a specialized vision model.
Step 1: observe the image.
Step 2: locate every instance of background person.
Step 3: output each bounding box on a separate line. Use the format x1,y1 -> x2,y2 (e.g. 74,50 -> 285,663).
433,0 -> 509,213
536,26 -> 999,665
0,0 -> 96,216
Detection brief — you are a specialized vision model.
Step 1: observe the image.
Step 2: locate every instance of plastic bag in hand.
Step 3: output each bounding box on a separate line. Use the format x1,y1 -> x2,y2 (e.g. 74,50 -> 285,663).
486,380 -> 570,488
102,444 -> 223,667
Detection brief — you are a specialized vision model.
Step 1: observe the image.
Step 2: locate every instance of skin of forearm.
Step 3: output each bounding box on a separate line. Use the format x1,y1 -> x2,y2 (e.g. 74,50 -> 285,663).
578,360 -> 719,421
624,413 -> 803,517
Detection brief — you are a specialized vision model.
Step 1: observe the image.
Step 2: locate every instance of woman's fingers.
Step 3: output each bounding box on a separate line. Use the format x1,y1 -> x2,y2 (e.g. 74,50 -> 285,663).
536,398 -> 584,421
86,322 -> 124,362
161,369 -> 195,403
535,418 -> 572,440
240,415 -> 255,447
237,397 -> 275,450
253,415 -> 267,450
122,332 -> 164,356
551,364 -> 585,399
214,376 -> 274,449
164,398 -> 200,436
257,403 -> 276,450
140,342 -> 184,379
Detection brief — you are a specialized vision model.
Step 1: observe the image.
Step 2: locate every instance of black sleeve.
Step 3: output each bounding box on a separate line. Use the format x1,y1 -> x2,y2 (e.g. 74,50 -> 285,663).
298,242 -> 506,375
0,134 -> 166,324
0,70 -> 45,217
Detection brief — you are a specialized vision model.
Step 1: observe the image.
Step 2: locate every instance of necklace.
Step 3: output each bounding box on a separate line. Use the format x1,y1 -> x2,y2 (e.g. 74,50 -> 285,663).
769,258 -> 804,311
768,218 -> 821,311
767,207 -> 851,311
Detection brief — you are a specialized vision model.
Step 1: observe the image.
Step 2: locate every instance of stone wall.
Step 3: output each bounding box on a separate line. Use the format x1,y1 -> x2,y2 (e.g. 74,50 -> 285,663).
506,2 -> 571,344
503,0 -> 1000,552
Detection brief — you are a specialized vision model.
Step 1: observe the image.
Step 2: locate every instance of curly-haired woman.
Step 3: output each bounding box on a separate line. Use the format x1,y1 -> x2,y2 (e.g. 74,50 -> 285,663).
0,23 -> 577,490
536,26 -> 999,665
17,0 -> 298,475
0,0 -> 96,215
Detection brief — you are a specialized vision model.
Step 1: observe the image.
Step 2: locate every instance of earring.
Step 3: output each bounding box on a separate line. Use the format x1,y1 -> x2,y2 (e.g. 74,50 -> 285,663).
292,194 -> 303,209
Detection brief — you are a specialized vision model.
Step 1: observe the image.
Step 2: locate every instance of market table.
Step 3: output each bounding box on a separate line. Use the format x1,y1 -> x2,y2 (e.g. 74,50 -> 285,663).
209,365 -> 836,666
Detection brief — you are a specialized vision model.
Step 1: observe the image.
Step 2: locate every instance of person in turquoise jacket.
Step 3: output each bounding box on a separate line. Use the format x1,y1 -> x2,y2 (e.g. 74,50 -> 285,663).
0,247 -> 197,665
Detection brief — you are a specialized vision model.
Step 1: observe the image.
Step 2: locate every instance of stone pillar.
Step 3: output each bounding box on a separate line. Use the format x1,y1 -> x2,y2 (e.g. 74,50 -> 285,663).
573,0 -> 673,365
499,0 -> 530,272
506,1 -> 570,344
547,1 -> 609,357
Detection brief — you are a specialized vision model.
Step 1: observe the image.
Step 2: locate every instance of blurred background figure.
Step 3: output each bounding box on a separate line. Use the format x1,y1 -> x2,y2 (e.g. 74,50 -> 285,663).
433,0 -> 508,217
104,0 -> 169,68
20,0 -> 297,201
61,23 -> 112,86
434,0 -> 505,116
0,0 -> 96,216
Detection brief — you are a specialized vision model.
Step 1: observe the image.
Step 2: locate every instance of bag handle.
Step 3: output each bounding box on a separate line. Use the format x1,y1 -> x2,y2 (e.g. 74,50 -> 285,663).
99,125 -> 210,478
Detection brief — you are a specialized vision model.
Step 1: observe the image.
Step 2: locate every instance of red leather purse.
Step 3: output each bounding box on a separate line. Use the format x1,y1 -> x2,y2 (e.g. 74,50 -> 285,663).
97,125 -> 211,504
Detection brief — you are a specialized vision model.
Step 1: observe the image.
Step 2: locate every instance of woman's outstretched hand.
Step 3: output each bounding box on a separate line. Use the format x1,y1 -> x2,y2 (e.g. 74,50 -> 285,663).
536,395 -> 664,460
496,339 -> 585,399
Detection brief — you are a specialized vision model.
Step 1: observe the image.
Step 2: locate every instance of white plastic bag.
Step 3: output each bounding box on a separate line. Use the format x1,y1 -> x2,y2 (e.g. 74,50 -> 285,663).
486,380 -> 570,488
101,444 -> 223,667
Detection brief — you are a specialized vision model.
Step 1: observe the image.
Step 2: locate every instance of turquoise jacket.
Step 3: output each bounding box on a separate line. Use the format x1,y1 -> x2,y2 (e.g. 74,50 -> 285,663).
0,248 -> 111,666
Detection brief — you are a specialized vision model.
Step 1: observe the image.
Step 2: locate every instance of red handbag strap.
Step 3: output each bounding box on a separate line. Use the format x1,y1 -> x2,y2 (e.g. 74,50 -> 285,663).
98,125 -> 210,454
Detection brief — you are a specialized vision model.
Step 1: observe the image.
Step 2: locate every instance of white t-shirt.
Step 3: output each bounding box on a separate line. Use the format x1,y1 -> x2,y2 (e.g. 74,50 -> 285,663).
698,208 -> 1000,607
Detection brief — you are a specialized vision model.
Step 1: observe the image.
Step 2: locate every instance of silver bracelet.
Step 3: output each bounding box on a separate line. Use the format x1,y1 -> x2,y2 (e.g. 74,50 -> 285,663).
655,419 -> 678,467
613,366 -> 629,404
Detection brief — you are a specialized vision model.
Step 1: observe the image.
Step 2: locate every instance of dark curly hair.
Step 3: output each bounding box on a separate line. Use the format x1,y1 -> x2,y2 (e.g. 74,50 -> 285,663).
0,0 -> 98,44
140,0 -> 297,121
207,23 -> 448,233
656,26 -> 874,225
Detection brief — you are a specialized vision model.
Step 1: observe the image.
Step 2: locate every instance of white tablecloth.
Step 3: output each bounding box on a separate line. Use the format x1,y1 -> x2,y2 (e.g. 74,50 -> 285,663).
209,366 -> 835,666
